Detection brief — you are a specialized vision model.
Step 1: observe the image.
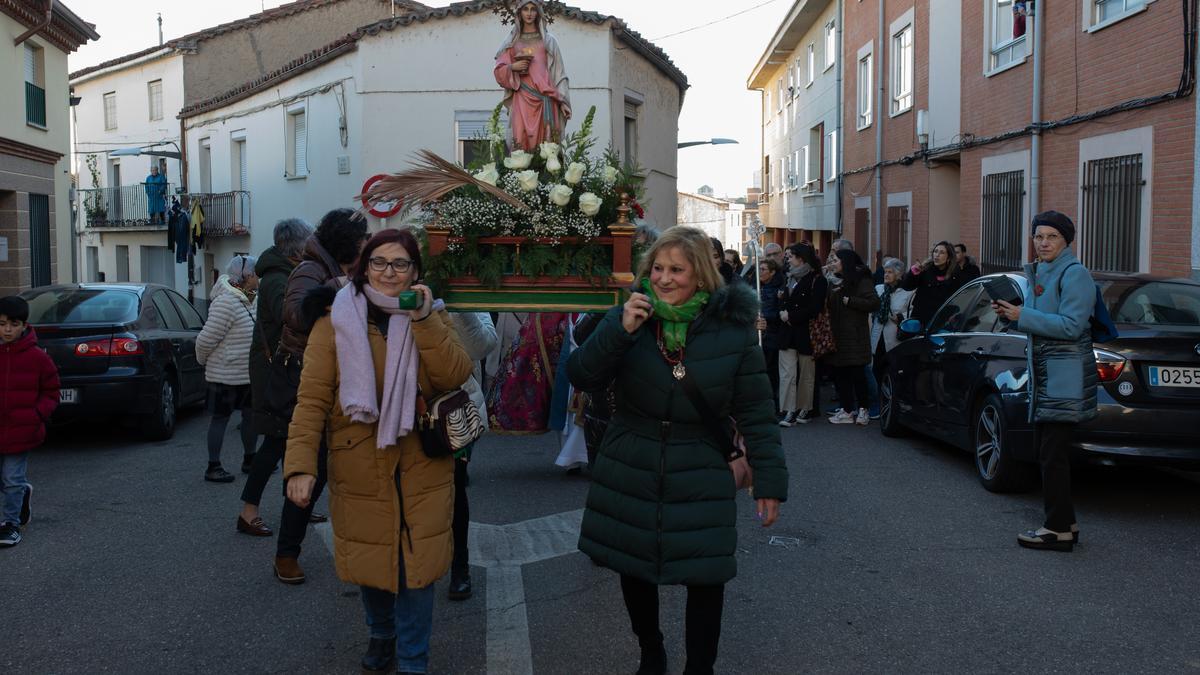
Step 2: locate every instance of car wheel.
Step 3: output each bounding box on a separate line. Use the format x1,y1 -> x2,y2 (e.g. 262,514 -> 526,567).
143,377 -> 177,441
879,373 -> 906,437
973,392 -> 1035,493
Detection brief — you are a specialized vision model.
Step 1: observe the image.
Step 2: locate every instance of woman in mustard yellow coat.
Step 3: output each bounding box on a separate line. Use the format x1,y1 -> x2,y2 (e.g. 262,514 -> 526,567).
285,228 -> 472,674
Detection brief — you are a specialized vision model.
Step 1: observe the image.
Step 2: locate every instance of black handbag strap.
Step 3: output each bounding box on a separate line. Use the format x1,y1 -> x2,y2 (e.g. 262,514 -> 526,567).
676,370 -> 743,462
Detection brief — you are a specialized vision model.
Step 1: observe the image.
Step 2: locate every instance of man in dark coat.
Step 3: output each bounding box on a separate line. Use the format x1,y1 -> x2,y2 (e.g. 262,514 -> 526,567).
755,258 -> 785,407
238,218 -> 314,539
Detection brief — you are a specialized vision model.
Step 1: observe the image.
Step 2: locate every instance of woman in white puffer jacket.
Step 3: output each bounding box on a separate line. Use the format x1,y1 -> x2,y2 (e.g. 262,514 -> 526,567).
196,255 -> 258,483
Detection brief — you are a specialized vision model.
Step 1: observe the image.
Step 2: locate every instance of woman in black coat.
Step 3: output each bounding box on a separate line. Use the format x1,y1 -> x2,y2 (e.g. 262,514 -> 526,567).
900,240 -> 971,327
777,243 -> 827,425
827,250 -> 880,425
754,258 -> 784,407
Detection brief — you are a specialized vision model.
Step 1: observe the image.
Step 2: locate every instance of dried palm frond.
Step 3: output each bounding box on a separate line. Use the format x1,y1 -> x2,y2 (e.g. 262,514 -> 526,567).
356,149 -> 527,220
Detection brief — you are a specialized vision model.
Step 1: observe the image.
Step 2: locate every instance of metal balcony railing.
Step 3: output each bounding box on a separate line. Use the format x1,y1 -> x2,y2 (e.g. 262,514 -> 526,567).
26,82 -> 46,127
80,183 -> 176,229
192,191 -> 251,237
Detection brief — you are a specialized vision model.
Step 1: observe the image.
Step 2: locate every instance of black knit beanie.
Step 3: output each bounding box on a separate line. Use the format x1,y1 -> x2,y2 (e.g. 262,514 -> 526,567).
1032,210 -> 1075,244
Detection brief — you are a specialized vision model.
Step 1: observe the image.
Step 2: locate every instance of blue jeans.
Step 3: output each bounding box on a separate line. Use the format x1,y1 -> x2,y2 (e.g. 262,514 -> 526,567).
863,363 -> 879,408
360,582 -> 437,673
1,452 -> 30,525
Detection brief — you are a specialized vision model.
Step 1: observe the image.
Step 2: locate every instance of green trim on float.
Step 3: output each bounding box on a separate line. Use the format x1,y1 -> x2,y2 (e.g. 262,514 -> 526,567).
443,288 -> 628,313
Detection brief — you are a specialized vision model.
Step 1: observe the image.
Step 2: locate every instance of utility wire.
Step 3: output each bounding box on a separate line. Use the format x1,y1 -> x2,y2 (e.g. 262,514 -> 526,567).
650,0 -> 783,41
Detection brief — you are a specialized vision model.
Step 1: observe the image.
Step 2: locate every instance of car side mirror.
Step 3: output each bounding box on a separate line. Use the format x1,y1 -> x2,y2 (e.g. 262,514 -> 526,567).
897,318 -> 923,340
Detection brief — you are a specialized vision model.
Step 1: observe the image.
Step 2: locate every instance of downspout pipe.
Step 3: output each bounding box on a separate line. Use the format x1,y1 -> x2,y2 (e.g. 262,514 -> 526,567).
835,0 -> 844,234
1030,0 -> 1045,218
875,0 -> 884,259
14,0 -> 53,46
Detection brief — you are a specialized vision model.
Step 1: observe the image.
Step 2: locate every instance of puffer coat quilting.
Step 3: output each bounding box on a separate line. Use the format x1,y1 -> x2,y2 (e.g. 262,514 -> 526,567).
0,328 -> 60,455
566,282 -> 788,586
1018,251 -> 1098,424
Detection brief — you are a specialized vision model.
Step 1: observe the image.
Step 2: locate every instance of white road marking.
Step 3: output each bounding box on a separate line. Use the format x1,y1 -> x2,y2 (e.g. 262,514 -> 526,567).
311,510 -> 585,675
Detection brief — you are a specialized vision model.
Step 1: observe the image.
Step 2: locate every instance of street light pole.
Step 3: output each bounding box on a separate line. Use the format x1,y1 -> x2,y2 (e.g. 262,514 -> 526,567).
677,138 -> 739,149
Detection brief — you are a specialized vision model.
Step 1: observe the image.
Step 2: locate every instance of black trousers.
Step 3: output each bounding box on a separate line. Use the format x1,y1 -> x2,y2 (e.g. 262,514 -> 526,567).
833,365 -> 870,413
277,441 -> 327,559
620,574 -> 724,675
762,347 -> 780,411
451,459 -> 469,575
240,435 -> 285,506
1037,422 -> 1077,532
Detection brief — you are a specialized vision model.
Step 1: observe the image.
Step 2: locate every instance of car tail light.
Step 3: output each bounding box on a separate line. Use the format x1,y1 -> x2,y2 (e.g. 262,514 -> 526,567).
75,338 -> 144,356
1094,348 -> 1126,382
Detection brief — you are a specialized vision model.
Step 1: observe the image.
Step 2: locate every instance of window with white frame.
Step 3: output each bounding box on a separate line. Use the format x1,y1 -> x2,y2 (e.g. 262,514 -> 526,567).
779,157 -> 787,193
857,51 -> 873,129
776,78 -> 784,112
794,149 -> 802,188
1089,0 -> 1149,28
891,23 -> 914,115
286,107 -> 308,177
826,129 -> 838,181
806,43 -> 815,86
794,59 -> 803,96
787,61 -> 795,96
808,124 -> 824,188
198,138 -> 212,193
103,92 -> 117,130
987,0 -> 1028,73
147,80 -> 163,121
231,135 -> 247,191
824,21 -> 836,70
800,146 -> 810,185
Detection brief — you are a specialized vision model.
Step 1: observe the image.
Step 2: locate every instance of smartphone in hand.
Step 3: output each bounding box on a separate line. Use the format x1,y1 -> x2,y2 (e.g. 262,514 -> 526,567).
397,289 -> 423,311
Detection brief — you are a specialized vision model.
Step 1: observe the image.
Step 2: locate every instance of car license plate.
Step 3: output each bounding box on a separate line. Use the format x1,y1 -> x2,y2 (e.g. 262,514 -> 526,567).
59,388 -> 78,404
1148,366 -> 1200,388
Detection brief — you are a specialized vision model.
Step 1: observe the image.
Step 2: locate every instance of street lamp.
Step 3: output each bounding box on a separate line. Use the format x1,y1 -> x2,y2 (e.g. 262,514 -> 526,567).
677,137 -> 739,149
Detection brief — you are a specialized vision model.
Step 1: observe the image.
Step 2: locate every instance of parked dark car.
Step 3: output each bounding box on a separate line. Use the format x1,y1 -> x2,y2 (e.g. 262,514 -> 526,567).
879,272 -> 1200,492
19,284 -> 208,440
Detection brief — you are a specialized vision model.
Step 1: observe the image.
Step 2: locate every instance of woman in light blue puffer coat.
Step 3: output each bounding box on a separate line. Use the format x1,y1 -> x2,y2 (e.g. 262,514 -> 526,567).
993,211 -> 1097,552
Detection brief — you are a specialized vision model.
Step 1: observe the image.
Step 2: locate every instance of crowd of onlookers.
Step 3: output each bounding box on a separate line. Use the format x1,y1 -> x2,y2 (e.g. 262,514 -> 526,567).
723,237 -> 980,427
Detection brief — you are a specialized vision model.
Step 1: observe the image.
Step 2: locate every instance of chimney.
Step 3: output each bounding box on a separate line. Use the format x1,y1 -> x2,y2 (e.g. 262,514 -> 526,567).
157,13 -> 163,46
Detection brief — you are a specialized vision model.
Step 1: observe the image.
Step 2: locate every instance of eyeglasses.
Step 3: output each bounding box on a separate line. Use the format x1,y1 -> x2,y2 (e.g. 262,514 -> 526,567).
369,257 -> 414,273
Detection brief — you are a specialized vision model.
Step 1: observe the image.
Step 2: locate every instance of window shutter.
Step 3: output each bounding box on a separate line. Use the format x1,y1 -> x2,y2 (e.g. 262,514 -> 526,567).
625,101 -> 639,119
238,142 -> 248,191
293,112 -> 307,175
456,119 -> 488,139
24,45 -> 37,84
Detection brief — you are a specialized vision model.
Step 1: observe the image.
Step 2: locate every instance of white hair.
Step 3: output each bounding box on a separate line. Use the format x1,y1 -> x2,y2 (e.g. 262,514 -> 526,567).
225,255 -> 258,285
882,257 -> 906,273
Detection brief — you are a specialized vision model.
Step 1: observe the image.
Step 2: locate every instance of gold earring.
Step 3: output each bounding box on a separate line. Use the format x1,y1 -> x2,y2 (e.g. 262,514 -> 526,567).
698,281 -> 705,289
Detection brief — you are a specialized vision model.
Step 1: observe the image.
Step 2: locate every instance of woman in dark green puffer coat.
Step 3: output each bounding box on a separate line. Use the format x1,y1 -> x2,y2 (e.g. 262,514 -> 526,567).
567,226 -> 788,675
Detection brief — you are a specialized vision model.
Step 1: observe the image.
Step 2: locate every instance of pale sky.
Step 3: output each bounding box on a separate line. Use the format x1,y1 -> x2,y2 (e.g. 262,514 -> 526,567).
65,0 -> 791,199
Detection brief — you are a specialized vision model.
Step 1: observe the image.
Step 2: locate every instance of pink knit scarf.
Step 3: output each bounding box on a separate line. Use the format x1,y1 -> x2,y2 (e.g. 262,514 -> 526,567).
331,284 -> 418,449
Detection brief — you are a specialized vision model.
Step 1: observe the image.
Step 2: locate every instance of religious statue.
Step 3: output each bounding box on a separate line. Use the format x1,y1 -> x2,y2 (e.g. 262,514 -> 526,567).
493,0 -> 571,153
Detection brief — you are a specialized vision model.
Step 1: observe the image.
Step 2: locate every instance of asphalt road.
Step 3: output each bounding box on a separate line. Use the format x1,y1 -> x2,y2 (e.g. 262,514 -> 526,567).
4,400 -> 1199,674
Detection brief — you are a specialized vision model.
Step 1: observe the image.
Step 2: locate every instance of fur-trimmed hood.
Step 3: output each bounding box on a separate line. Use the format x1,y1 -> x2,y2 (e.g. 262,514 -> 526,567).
702,279 -> 760,327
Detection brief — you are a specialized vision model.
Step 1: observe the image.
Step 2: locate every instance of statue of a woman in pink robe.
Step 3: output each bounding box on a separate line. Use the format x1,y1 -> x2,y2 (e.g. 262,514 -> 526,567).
494,1 -> 571,153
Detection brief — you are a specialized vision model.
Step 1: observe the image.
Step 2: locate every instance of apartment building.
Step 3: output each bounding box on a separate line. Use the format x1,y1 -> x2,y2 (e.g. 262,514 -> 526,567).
959,0 -> 1195,277
748,0 -> 843,253
0,0 -> 97,295
67,0 -> 425,292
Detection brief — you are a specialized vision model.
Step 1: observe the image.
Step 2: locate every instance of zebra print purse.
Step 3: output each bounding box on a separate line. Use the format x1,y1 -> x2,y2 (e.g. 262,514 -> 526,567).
417,388 -> 485,459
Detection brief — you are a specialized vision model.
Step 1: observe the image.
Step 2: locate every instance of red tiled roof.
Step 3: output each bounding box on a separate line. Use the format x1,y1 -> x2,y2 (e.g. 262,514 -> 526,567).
68,0 -> 426,80
178,0 -> 688,118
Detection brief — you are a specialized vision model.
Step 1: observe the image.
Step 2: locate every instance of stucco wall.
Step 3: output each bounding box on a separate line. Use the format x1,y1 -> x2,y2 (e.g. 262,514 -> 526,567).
2,14 -> 72,289
610,32 -> 680,231
181,0 -> 401,107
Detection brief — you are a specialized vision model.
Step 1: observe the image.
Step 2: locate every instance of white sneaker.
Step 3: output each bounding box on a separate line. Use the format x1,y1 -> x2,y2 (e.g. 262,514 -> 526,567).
829,409 -> 856,424
855,408 -> 869,426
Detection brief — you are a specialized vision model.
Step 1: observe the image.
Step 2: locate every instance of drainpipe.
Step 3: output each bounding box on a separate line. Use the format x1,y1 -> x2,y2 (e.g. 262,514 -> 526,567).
1029,0 -> 1045,218
874,0 -> 884,257
13,0 -> 53,46
835,0 -> 844,234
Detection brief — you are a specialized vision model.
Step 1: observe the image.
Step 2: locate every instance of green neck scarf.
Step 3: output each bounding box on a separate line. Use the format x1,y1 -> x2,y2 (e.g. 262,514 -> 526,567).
641,278 -> 709,352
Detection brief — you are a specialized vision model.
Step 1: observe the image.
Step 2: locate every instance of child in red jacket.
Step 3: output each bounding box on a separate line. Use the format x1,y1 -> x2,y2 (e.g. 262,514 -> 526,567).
0,296 -> 60,548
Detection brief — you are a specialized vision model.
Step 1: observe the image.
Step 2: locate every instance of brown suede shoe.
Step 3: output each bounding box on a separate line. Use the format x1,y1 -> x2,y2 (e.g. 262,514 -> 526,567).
274,556 -> 306,584
236,515 -> 273,537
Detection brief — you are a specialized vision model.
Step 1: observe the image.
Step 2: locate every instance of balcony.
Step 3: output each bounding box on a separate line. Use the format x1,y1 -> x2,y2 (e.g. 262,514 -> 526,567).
80,184 -> 176,230
26,81 -> 46,128
193,191 -> 251,237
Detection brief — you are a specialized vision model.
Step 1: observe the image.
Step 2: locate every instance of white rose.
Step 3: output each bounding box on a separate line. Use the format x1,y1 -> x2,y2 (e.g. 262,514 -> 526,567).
603,165 -> 620,183
503,150 -> 533,170
564,162 -> 586,185
538,142 -> 560,160
473,163 -> 499,186
548,184 -> 573,206
516,169 -> 540,192
578,192 -> 602,217
545,155 -> 562,173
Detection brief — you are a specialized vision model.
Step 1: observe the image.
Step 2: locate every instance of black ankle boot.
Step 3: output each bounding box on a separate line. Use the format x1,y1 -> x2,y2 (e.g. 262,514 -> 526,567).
360,637 -> 395,672
636,642 -> 667,675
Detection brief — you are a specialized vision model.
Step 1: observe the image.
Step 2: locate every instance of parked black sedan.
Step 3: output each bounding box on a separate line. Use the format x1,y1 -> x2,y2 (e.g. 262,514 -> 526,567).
879,272 -> 1200,492
19,284 -> 209,440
